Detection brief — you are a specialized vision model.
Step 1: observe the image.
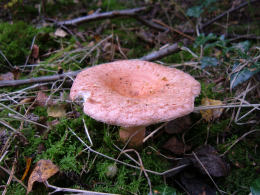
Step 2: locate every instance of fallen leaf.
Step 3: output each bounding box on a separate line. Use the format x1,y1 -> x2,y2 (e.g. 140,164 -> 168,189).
163,136 -> 191,155
20,97 -> 34,104
191,145 -> 229,177
200,98 -> 223,122
0,72 -> 14,81
21,157 -> 32,181
165,116 -> 192,134
31,44 -> 39,59
47,104 -> 66,118
54,28 -> 67,38
27,159 -> 59,194
179,171 -> 216,195
35,91 -> 53,106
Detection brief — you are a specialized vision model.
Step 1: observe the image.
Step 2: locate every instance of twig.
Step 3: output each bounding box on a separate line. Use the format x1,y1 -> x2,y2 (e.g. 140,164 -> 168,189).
141,43 -> 180,61
23,35 -> 37,68
118,149 -> 152,194
68,127 -> 188,176
221,129 -> 260,156
0,71 -> 79,87
200,0 -> 258,30
135,16 -> 168,31
56,7 -> 147,26
0,49 -> 14,69
80,34 -> 113,63
0,103 -> 48,129
0,42 -> 182,87
0,150 -> 8,163
0,165 -> 27,190
0,119 -> 27,140
2,156 -> 17,195
194,104 -> 260,112
45,181 -> 117,195
83,118 -> 93,146
152,19 -> 195,41
143,122 -> 168,143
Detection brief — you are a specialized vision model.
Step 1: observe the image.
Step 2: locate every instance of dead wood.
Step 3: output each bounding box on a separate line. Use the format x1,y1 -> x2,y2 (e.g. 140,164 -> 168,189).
200,0 -> 258,30
57,7 -> 147,26
0,43 -> 180,87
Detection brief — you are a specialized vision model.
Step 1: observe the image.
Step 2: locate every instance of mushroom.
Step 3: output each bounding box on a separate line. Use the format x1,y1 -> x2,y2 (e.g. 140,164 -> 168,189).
70,60 -> 200,147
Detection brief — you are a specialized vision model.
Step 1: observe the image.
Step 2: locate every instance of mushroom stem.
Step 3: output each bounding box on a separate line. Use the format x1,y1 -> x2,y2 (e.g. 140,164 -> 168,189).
119,126 -> 146,147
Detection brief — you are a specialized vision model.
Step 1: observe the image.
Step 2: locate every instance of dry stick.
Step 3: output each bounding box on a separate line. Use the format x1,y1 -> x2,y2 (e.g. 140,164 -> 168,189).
135,16 -> 168,31
23,35 -> 36,69
68,127 -> 188,176
57,7 -> 147,26
143,122 -> 168,143
0,165 -> 27,190
0,49 -> 14,69
152,19 -> 195,41
45,181 -> 118,195
200,0 -> 258,30
2,157 -> 17,195
118,149 -> 152,194
140,43 -> 180,61
0,71 -> 80,87
0,119 -> 27,140
0,150 -> 8,163
0,43 -> 180,87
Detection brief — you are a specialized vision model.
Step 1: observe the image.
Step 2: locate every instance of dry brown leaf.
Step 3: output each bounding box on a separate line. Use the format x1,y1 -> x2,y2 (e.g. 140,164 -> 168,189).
0,72 -> 14,81
27,159 -> 59,194
47,104 -> 66,118
163,136 -> 191,155
200,98 -> 223,122
31,44 -> 39,59
54,28 -> 67,38
20,97 -> 34,104
165,116 -> 192,134
35,91 -> 53,106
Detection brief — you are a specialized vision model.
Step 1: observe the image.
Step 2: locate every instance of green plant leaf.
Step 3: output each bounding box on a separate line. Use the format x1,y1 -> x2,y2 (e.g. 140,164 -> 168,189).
194,33 -> 217,47
230,63 -> 260,89
186,6 -> 203,18
151,185 -> 177,195
251,177 -> 260,195
232,41 -> 251,53
200,57 -> 219,68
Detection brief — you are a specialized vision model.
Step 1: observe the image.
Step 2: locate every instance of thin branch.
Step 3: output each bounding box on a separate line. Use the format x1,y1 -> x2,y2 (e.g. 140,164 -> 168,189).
0,165 -> 27,190
194,104 -> 260,112
221,129 -> 260,156
200,0 -> 258,30
141,43 -> 180,61
56,7 -> 147,26
45,181 -> 116,195
0,71 -> 80,87
0,43 -> 181,87
68,127 -> 188,176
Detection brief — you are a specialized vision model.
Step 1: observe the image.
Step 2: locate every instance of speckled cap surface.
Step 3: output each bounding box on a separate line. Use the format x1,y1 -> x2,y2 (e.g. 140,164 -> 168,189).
70,60 -> 201,127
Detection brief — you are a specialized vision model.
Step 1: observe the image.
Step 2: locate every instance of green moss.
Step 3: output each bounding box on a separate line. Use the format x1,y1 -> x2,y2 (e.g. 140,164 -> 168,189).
0,21 -> 38,70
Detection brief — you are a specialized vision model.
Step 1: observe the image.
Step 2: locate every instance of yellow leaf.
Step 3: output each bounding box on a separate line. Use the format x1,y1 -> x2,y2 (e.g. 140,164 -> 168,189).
54,28 -> 67,38
200,98 -> 223,122
27,159 -> 59,194
47,104 -> 66,118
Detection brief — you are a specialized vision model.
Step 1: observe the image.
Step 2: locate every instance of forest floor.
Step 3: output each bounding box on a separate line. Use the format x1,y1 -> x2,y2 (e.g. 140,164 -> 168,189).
0,0 -> 260,194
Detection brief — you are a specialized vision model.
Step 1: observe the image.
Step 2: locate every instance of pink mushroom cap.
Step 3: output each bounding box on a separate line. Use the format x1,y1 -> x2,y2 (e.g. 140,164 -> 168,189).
70,60 -> 201,127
